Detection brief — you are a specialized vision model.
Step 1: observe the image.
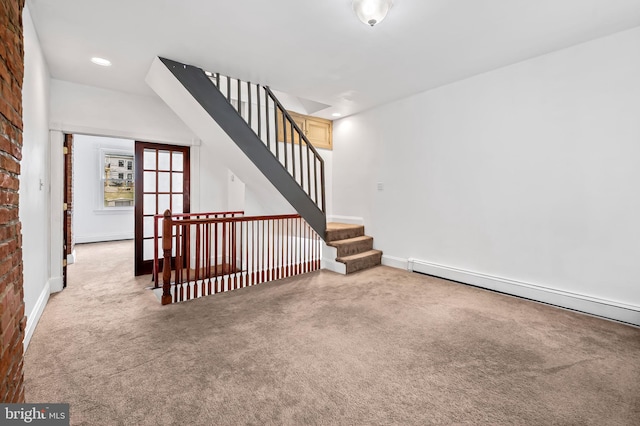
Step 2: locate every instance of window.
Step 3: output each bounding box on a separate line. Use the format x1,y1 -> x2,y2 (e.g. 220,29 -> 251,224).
103,153 -> 134,208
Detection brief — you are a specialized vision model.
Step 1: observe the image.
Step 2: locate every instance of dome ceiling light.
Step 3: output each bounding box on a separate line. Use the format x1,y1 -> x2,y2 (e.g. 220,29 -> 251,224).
352,0 -> 393,27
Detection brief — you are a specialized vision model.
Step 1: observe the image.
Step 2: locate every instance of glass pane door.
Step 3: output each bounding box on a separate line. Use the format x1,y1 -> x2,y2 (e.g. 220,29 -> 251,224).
134,142 -> 190,276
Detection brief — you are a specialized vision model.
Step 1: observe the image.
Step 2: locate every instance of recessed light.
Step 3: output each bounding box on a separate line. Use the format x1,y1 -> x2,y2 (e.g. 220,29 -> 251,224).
332,113 -> 342,117
91,57 -> 112,67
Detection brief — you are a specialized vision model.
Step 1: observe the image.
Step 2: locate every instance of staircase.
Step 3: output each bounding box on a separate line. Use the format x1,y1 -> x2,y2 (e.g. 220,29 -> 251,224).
146,57 -> 383,276
325,223 -> 382,274
146,57 -> 326,237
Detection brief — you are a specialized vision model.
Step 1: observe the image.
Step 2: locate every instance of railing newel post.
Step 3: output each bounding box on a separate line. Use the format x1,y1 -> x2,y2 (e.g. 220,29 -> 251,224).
161,209 -> 173,305
153,215 -> 159,287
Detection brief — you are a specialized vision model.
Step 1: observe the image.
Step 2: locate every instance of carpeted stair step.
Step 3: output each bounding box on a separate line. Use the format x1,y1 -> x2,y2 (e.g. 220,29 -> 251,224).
327,235 -> 373,258
337,250 -> 382,274
325,222 -> 365,243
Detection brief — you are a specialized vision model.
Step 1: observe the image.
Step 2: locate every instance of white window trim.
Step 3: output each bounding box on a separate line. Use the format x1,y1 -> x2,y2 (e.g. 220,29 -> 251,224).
97,148 -> 135,213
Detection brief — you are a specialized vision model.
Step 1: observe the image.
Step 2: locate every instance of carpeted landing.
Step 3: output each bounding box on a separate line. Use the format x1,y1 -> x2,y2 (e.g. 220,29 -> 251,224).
24,240 -> 640,425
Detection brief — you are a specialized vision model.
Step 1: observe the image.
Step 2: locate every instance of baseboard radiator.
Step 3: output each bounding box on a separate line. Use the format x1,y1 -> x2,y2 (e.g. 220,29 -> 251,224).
407,258 -> 640,326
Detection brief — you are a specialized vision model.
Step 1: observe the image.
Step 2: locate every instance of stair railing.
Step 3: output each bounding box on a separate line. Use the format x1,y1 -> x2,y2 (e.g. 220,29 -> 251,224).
153,210 -> 244,286
208,73 -> 326,214
159,209 -> 322,305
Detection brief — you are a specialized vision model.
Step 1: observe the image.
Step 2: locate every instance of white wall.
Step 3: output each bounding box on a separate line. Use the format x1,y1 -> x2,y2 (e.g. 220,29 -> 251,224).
227,170 -> 245,212
20,5 -> 51,349
73,135 -> 134,243
242,145 -> 333,218
332,27 -> 640,324
50,79 -> 197,146
195,139 -> 231,213
48,76 -> 246,216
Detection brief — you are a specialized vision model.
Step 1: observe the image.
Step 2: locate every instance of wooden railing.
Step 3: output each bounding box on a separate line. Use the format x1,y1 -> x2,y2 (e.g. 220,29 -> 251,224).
152,210 -> 244,285
208,73 -> 326,214
158,210 -> 322,305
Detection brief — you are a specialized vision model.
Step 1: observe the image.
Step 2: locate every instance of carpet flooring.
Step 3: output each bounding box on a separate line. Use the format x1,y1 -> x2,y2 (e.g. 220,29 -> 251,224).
24,240 -> 640,425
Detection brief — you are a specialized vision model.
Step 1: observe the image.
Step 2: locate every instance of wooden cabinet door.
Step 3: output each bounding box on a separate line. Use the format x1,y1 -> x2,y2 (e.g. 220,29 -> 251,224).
276,109 -> 306,144
305,117 -> 332,150
275,109 -> 333,150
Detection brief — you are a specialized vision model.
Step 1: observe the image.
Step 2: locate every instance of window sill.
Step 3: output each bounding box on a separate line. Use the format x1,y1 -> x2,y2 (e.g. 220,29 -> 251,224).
92,207 -> 134,215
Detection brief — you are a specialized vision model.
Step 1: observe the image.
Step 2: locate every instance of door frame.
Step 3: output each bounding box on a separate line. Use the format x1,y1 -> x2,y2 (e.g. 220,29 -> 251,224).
62,134 -> 73,288
50,128 -> 197,293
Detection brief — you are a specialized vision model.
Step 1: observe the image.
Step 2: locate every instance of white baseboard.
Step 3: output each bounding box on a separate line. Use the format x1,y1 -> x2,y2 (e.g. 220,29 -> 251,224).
23,280 -> 50,352
321,258 -> 346,274
327,215 -> 364,225
382,255 -> 408,270
49,276 -> 63,293
406,258 -> 640,326
322,243 -> 337,259
75,233 -> 133,244
321,243 -> 346,274
67,249 -> 76,265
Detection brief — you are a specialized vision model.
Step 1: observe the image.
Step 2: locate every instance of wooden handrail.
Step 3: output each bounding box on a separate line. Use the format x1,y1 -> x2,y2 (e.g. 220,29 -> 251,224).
163,211 -> 245,219
172,213 -> 301,226
158,210 -> 321,305
153,210 -> 245,286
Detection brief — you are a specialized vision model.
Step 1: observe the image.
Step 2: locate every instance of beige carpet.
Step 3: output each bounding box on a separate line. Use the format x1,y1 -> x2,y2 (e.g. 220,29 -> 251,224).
24,240 -> 640,425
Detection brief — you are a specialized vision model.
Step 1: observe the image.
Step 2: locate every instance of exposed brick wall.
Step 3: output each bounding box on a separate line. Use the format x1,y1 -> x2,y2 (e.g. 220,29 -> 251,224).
0,0 -> 26,404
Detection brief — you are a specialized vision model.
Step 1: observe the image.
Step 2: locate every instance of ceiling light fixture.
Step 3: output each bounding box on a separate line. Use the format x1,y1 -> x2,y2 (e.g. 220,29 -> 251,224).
352,0 -> 393,27
91,57 -> 112,67
332,113 -> 342,117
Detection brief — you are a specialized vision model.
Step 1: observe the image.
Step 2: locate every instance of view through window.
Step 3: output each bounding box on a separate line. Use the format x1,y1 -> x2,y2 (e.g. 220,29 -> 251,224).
104,153 -> 134,207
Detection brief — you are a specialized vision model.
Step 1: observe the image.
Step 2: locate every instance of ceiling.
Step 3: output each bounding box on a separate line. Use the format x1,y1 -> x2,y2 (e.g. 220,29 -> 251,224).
27,0 -> 640,119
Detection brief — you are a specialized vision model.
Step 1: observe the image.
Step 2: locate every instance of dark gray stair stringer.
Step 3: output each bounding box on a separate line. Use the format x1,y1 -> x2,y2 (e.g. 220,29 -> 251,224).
159,57 -> 326,239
